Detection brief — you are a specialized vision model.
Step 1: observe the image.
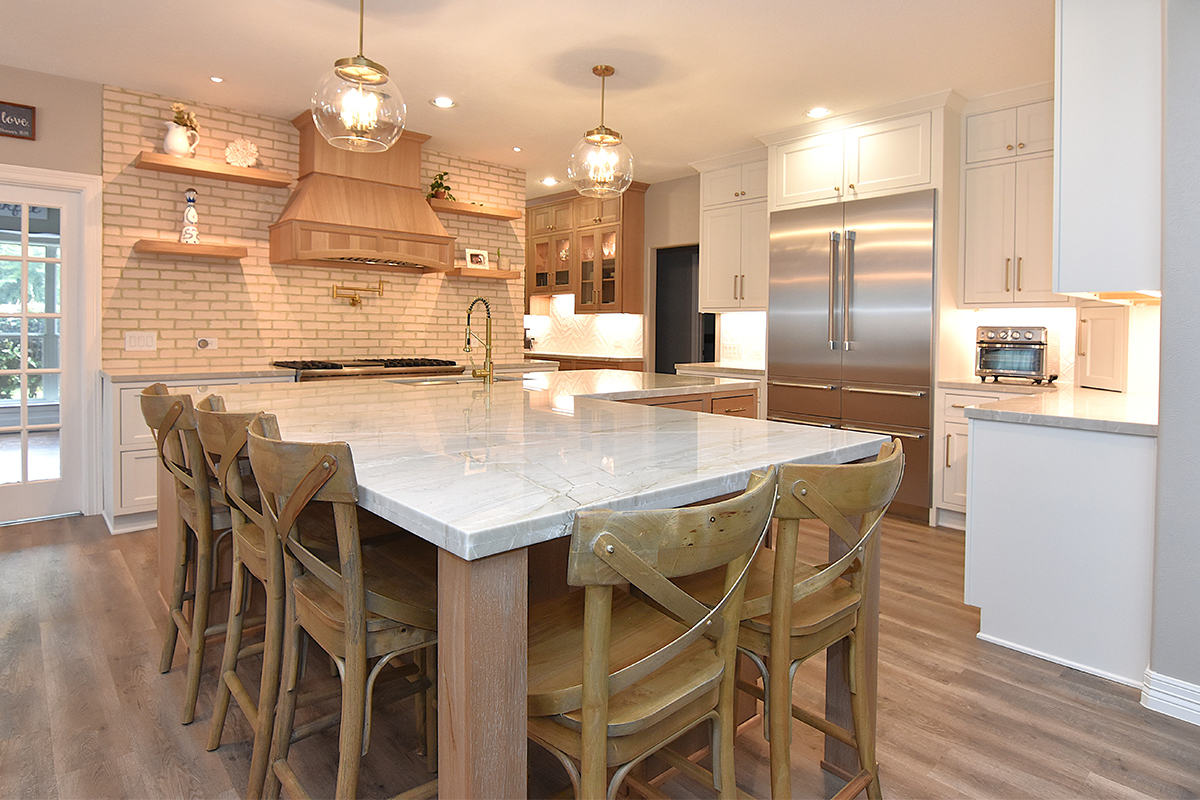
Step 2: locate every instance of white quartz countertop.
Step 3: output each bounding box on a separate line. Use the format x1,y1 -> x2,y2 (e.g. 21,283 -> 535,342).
523,350 -> 642,362
521,369 -> 758,401
674,362 -> 766,378
216,372 -> 884,561
964,385 -> 1158,437
101,360 -> 549,385
939,378 -> 1060,394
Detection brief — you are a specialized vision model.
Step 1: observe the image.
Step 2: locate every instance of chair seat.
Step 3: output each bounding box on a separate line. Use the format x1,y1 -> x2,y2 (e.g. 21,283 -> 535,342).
293,534 -> 438,660
528,588 -> 725,738
678,548 -> 861,637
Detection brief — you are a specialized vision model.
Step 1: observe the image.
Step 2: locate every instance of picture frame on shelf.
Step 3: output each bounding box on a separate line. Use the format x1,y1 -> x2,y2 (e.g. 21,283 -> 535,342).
464,248 -> 490,269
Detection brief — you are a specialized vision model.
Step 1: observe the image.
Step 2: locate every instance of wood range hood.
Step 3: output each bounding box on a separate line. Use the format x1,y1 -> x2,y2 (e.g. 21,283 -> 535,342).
269,113 -> 454,273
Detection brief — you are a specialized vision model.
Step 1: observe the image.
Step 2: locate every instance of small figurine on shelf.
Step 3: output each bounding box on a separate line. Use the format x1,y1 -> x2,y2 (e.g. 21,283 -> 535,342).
179,188 -> 200,244
427,171 -> 455,200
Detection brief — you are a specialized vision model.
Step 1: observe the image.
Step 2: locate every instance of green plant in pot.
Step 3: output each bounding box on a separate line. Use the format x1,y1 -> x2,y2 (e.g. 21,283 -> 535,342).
427,171 -> 455,201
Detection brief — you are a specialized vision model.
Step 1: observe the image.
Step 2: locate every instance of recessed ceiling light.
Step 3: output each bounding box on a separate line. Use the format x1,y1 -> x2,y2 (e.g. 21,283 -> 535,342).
512,146 -> 522,152
210,76 -> 224,83
430,96 -> 456,108
807,106 -> 831,118
541,177 -> 559,186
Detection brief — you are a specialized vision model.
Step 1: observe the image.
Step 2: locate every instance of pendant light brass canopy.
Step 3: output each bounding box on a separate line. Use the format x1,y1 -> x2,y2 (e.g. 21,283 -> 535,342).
567,65 -> 634,198
311,0 -> 405,152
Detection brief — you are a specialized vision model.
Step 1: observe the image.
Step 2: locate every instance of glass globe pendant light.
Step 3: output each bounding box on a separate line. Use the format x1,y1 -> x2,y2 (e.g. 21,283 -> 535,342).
567,65 -> 634,198
311,0 -> 405,152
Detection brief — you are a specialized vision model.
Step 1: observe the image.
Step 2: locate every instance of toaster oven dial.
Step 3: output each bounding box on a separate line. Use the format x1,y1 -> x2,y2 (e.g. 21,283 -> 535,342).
999,330 -> 1009,340
1024,330 -> 1034,340
986,330 -> 996,340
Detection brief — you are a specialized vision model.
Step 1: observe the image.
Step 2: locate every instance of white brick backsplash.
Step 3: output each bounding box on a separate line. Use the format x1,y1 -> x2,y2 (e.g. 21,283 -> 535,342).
102,86 -> 526,372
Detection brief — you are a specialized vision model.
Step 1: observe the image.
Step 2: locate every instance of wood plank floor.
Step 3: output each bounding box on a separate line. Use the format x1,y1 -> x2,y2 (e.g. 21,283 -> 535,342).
1,513 -> 1198,799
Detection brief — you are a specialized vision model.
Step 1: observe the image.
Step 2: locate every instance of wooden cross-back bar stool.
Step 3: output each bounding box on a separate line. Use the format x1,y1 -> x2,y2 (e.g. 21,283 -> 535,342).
685,440 -> 904,800
247,413 -> 439,800
139,382 -> 234,725
526,465 -> 778,800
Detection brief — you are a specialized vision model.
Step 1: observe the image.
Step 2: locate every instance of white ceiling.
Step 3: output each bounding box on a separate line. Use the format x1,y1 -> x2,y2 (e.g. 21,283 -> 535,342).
4,0 -> 1055,198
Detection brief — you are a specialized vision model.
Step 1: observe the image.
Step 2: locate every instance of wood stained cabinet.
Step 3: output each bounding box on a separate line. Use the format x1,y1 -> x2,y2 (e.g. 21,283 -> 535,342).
622,388 -> 759,417
524,184 -> 647,314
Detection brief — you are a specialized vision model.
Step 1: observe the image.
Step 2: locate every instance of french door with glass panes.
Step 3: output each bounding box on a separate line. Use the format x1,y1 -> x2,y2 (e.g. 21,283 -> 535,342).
0,187 -> 81,523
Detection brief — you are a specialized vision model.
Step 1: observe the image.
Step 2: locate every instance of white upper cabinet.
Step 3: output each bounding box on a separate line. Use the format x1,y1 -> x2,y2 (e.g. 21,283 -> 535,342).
769,112 -> 932,211
701,161 -> 767,208
699,200 -> 768,312
963,155 -> 1064,305
1055,0 -> 1161,294
965,100 -> 1054,163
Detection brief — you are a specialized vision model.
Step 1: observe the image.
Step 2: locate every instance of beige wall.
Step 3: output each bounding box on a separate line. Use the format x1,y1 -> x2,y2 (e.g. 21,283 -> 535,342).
100,86 -> 525,372
0,65 -> 102,175
644,174 -> 700,252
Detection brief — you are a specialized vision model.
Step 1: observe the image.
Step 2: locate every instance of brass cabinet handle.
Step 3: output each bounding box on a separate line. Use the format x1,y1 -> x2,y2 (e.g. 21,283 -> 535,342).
740,274 -> 745,300
951,403 -> 968,409
1017,256 -> 1023,292
733,275 -> 739,299
1005,257 -> 1011,292
723,407 -> 747,413
1079,319 -> 1088,356
946,433 -> 953,468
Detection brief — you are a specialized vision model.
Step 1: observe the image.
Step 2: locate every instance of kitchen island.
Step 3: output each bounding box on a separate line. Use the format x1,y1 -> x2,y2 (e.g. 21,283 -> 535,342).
964,386 -> 1158,687
213,371 -> 886,799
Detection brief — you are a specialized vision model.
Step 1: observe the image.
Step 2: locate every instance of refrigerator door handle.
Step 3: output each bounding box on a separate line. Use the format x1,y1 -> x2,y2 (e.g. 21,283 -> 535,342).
841,423 -> 926,440
843,230 -> 856,351
768,380 -> 836,390
842,386 -> 927,398
828,231 -> 841,349
768,416 -> 836,428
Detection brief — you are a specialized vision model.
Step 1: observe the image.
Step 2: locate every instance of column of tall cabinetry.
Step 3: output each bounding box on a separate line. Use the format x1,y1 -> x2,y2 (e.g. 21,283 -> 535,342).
525,184 -> 648,314
961,99 -> 1068,305
691,152 -> 769,312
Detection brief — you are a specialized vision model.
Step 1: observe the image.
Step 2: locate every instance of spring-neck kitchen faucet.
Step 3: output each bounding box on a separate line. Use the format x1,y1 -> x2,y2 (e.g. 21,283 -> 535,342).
464,296 -> 493,385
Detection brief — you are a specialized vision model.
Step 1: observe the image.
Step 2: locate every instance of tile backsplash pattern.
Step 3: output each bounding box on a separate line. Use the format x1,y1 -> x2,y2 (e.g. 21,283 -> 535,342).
524,294 -> 643,358
101,86 -> 525,372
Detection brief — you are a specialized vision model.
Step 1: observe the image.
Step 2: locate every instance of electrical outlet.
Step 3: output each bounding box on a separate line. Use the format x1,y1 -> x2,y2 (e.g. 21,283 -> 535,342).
196,337 -> 219,350
125,331 -> 157,351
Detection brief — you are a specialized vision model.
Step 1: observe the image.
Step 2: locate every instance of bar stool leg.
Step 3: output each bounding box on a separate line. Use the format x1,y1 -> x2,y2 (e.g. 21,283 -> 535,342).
160,517 -> 190,674
208,556 -> 250,750
182,535 -> 214,725
246,566 -> 285,800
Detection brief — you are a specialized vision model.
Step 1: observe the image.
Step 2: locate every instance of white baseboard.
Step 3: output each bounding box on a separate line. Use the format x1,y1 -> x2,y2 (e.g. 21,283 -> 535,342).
976,632 -> 1142,688
1142,668 -> 1200,727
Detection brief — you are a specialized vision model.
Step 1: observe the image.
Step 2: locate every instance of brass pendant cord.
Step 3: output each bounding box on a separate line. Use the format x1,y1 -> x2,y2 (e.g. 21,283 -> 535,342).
358,0 -> 365,57
599,72 -> 606,128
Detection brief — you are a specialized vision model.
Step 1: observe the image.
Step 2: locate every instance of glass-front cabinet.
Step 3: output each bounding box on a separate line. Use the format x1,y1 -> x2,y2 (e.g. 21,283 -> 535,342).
575,226 -> 619,312
528,232 -> 572,296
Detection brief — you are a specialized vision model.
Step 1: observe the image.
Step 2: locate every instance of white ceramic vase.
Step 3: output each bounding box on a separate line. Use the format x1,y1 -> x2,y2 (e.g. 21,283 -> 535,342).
163,121 -> 199,157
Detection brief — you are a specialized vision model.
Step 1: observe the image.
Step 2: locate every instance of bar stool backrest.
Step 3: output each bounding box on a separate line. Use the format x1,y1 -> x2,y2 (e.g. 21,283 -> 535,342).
140,382 -> 211,520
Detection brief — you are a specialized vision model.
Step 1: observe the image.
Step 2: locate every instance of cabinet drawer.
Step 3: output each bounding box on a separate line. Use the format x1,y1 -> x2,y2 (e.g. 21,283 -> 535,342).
119,449 -> 158,509
767,379 -> 840,419
944,391 -> 1003,420
649,397 -> 706,412
711,392 -> 756,418
120,382 -> 234,446
840,384 -> 929,429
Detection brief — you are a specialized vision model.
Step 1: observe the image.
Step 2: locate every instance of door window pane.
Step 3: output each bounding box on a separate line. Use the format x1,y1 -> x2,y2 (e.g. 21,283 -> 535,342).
0,261 -> 19,313
28,429 -> 59,481
27,206 -> 60,258
0,204 -> 19,257
28,261 -> 59,313
0,431 -> 21,484
28,317 -> 60,371
0,316 -> 19,402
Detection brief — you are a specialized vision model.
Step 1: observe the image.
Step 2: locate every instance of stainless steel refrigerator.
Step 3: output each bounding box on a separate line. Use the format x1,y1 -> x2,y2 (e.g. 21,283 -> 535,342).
767,189 -> 934,516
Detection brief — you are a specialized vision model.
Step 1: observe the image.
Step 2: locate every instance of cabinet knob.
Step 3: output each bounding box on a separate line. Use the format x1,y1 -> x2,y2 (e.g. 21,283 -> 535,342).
1006,144 -> 1014,151
834,186 -> 841,193
739,190 -> 746,196
594,216 -> 601,223
848,183 -> 855,190
1018,142 -> 1026,149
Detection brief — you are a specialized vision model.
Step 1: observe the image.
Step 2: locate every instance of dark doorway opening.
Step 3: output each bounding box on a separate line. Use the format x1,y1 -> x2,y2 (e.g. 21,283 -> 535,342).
655,245 -> 715,374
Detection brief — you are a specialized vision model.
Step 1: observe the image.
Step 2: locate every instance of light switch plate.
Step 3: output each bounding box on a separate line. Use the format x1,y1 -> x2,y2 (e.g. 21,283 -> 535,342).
125,331 -> 157,351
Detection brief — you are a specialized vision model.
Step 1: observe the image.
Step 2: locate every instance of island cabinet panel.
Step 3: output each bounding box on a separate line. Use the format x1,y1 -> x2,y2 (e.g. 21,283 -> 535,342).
711,390 -> 757,418
621,387 -> 759,417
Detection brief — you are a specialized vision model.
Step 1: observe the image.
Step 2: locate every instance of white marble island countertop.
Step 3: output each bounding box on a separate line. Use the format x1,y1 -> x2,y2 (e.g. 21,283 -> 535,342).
216,373 -> 884,561
964,385 -> 1158,437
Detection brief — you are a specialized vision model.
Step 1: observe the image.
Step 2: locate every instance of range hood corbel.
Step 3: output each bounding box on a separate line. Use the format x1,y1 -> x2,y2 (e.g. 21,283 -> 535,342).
269,112 -> 455,273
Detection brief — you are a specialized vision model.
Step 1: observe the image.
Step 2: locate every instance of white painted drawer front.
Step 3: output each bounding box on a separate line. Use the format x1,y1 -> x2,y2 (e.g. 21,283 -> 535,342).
944,391 -> 1003,420
119,382 -> 233,446
119,449 -> 158,509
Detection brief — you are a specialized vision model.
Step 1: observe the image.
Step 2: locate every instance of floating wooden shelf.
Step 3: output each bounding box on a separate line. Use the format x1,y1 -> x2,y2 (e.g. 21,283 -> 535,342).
133,239 -> 249,259
446,267 -> 521,280
133,151 -> 293,188
427,197 -> 522,221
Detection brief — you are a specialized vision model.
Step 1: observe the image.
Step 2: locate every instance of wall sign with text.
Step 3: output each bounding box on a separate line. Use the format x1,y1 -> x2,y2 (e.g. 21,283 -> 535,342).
0,102 -> 36,141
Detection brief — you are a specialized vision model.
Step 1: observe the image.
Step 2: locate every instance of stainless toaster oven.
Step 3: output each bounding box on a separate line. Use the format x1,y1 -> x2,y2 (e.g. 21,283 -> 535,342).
975,326 -> 1058,384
